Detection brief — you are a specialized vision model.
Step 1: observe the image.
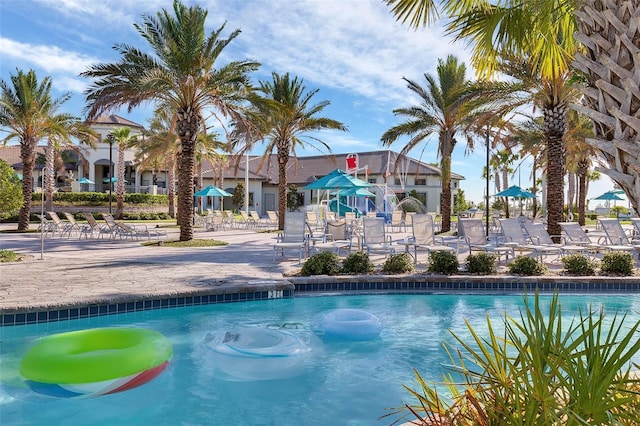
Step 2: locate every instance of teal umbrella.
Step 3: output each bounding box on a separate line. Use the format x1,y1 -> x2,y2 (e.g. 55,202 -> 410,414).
78,177 -> 94,184
304,169 -> 370,190
331,187 -> 375,197
194,185 -> 232,197
103,177 -> 128,183
594,190 -> 624,201
494,185 -> 536,198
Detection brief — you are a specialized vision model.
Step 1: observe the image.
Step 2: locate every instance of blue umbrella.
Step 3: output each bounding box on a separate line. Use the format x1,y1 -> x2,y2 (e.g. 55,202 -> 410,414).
594,190 -> 624,201
103,177 -> 128,183
494,185 -> 536,198
78,177 -> 94,184
304,169 -> 370,190
194,185 -> 232,197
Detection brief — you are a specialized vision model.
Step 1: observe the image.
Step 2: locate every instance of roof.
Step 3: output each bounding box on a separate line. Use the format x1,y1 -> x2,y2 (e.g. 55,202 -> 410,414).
86,115 -> 144,129
207,150 -> 464,184
0,146 -> 45,169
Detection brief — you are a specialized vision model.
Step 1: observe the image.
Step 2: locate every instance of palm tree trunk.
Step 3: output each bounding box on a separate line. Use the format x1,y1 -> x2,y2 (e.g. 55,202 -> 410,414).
176,109 -> 199,241
18,140 -> 37,230
577,160 -> 588,226
544,103 -> 567,242
573,0 -> 640,212
567,171 -> 576,215
531,157 -> 538,217
168,154 -> 176,218
44,141 -> 55,212
277,145 -> 289,230
115,144 -> 125,219
440,138 -> 454,232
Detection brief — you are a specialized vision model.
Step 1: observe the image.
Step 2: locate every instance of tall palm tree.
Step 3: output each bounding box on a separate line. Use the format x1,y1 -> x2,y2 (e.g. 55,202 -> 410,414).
43,125 -> 96,212
81,0 -> 259,241
108,127 -> 137,219
384,0 -> 637,236
381,55 -> 495,232
240,72 -> 347,230
0,69 -> 93,230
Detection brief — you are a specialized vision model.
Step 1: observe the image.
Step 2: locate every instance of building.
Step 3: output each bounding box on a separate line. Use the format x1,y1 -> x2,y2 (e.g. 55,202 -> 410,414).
1,115 -> 465,215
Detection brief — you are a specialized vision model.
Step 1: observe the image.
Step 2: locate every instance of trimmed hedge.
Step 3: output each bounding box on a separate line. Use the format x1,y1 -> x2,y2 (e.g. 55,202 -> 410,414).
31,192 -> 168,204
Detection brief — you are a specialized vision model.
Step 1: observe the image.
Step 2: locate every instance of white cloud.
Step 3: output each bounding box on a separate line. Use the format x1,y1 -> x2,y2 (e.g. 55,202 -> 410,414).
0,38 -> 98,77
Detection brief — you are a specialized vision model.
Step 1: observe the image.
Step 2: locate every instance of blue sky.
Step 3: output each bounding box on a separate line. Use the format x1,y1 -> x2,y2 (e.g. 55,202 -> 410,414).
0,0 -> 618,208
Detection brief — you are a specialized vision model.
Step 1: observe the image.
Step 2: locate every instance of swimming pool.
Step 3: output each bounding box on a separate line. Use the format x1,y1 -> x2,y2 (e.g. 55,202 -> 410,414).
2,293 -> 640,425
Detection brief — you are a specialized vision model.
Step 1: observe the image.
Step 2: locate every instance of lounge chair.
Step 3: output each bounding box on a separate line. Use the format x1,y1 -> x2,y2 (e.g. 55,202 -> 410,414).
46,211 -> 73,238
35,214 -> 57,238
558,222 -> 603,250
499,218 -> 562,261
114,221 -> 167,241
274,212 -> 308,263
266,211 -> 278,229
458,219 -> 514,263
362,217 -> 395,257
598,218 -> 640,257
310,219 -> 352,256
388,210 -> 405,232
305,211 -> 323,231
63,212 -> 88,238
522,222 -> 589,258
239,210 -> 256,229
82,212 -> 115,239
223,210 -> 236,228
400,214 -> 456,265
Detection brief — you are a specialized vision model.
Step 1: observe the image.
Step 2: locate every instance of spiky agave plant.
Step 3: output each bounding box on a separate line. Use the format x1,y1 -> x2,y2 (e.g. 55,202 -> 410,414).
387,293 -> 640,425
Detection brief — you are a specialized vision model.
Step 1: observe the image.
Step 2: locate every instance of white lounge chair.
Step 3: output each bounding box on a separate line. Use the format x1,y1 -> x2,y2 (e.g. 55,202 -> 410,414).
523,222 -> 588,258
500,218 -> 562,261
458,219 -> 514,263
598,218 -> 640,257
274,212 -> 308,263
401,214 -> 456,264
362,217 -> 395,257
311,219 -> 353,256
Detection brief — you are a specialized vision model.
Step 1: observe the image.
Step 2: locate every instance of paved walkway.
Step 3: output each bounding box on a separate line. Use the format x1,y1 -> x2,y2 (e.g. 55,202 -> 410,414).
0,223 -> 418,313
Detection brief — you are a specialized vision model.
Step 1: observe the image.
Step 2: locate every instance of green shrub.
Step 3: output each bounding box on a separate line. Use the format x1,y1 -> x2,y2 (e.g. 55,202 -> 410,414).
428,250 -> 459,275
600,251 -> 634,276
300,252 -> 342,276
382,253 -> 414,274
341,251 -> 374,275
507,256 -> 546,276
466,252 -> 497,275
561,254 -> 597,276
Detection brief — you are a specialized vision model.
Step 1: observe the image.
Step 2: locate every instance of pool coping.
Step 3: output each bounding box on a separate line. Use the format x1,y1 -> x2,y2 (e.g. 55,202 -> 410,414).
4,273 -> 640,327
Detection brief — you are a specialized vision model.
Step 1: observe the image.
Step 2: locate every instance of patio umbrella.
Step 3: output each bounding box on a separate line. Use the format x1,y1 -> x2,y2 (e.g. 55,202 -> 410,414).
305,169 -> 371,217
103,177 -> 128,183
494,185 -> 536,198
304,169 -> 371,190
494,185 -> 536,215
331,187 -> 376,197
78,177 -> 94,184
194,185 -> 232,211
594,190 -> 624,201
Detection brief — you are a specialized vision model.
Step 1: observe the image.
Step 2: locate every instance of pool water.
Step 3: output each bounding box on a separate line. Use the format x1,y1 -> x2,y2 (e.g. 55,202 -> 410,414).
2,294 -> 640,425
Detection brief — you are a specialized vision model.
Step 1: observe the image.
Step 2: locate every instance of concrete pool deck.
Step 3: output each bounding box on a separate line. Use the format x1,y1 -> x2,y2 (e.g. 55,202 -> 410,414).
2,222 -> 640,321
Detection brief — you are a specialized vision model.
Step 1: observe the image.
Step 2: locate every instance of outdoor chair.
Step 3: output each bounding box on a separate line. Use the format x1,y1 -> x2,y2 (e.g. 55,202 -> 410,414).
274,212 -> 308,264
500,218 -> 563,261
362,217 -> 395,257
388,210 -> 405,232
207,214 -> 224,231
46,211 -> 73,238
35,214 -> 57,238
239,210 -> 256,229
310,219 -> 353,256
305,211 -> 323,231
63,212 -> 88,238
114,221 -> 167,241
400,213 -> 456,265
523,222 -> 588,258
458,219 -> 514,263
599,218 -> 640,257
266,211 -> 279,229
250,210 -> 268,228
82,213 -> 114,239
223,210 -> 236,228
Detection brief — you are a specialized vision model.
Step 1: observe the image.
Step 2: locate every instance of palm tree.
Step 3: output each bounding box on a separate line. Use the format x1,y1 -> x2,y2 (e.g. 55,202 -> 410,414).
381,55 -> 496,232
0,69 -> 93,230
239,72 -> 346,230
43,125 -> 96,212
81,0 -> 259,241
384,0 -> 636,237
107,127 -> 137,219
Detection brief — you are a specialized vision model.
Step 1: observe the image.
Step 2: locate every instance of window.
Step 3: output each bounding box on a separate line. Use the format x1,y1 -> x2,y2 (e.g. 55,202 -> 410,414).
367,178 -> 377,184
415,178 -> 426,186
394,178 -> 402,185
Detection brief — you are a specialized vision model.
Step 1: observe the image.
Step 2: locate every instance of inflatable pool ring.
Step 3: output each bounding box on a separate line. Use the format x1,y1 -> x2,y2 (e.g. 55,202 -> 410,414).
311,308 -> 382,341
206,327 -> 309,381
20,328 -> 172,398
